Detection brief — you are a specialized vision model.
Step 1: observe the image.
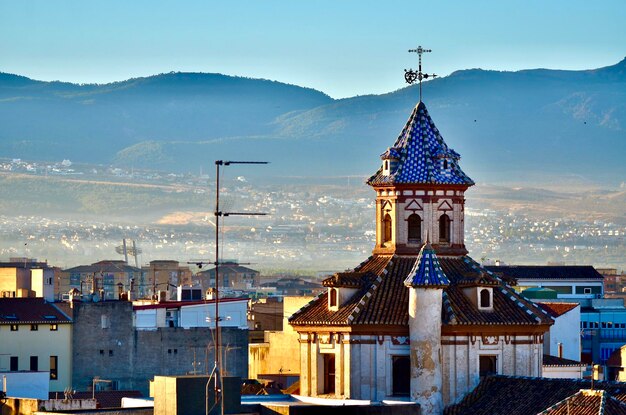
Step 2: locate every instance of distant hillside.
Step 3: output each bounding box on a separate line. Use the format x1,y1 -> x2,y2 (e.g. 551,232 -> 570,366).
0,59 -> 625,183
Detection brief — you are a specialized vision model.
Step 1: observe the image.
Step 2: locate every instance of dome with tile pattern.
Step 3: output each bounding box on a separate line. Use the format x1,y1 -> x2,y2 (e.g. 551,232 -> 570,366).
367,101 -> 474,186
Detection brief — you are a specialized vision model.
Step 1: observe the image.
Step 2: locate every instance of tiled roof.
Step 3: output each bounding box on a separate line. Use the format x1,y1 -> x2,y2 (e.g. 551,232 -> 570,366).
540,390 -> 626,415
404,243 -> 450,288
0,298 -> 72,324
538,302 -> 580,318
198,264 -> 259,276
486,265 -> 604,281
543,354 -> 584,367
289,254 -> 552,328
63,260 -> 141,274
444,375 -> 626,415
323,272 -> 371,288
367,101 -> 474,186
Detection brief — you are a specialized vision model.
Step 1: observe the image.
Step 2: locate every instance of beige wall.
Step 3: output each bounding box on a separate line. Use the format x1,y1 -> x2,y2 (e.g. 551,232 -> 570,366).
0,323 -> 72,392
0,267 -> 30,296
249,296 -> 313,379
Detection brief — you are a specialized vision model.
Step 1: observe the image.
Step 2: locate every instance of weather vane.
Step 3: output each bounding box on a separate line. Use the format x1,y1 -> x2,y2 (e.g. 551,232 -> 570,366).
405,46 -> 437,102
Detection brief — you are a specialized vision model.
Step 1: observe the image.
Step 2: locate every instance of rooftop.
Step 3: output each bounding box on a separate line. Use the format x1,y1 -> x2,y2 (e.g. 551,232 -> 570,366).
486,265 -> 604,281
290,254 -> 552,329
0,298 -> 71,324
444,375 -> 626,415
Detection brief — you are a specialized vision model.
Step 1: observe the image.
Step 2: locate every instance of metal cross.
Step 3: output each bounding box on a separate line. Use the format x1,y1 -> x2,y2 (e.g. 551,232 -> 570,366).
404,46 -> 437,101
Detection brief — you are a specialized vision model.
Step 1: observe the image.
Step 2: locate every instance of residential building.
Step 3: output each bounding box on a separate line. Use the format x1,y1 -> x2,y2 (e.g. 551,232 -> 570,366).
289,101 -> 553,413
0,258 -> 55,301
0,297 -> 72,392
61,260 -> 144,300
486,265 -> 604,300
579,298 -> 626,365
142,260 -> 192,300
197,262 -> 260,290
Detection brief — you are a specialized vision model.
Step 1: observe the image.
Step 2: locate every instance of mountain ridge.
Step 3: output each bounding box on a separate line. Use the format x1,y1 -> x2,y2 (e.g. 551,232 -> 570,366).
0,58 -> 624,184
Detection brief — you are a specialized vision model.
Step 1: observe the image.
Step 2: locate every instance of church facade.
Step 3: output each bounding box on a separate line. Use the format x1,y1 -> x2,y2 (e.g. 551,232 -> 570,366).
289,101 -> 553,414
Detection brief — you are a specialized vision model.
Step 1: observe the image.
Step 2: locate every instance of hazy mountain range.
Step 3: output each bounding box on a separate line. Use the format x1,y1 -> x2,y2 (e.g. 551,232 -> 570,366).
1,58 -> 625,185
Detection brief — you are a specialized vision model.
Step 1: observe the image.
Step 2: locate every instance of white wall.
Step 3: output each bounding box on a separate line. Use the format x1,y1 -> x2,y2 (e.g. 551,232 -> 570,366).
1,371 -> 49,399
180,301 -> 247,329
545,305 -> 580,361
542,365 -> 584,379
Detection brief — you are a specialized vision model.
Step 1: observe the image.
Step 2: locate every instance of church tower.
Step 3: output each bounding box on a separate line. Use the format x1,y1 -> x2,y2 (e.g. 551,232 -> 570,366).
367,101 -> 474,256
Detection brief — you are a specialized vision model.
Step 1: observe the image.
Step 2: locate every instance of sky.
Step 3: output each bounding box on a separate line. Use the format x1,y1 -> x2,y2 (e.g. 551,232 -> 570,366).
1,1 -> 625,99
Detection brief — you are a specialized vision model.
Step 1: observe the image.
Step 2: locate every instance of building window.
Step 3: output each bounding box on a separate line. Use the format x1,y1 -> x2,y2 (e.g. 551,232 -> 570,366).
322,354 -> 336,395
30,324 -> 38,331
584,287 -> 592,294
407,214 -> 421,244
383,214 -> 392,244
10,356 -> 18,371
100,350 -> 104,355
10,324 -> 18,331
109,350 -> 114,357
479,355 -> 497,377
443,159 -> 448,169
50,356 -> 58,380
479,289 -> 491,308
439,214 -> 451,243
329,288 -> 338,308
30,356 -> 38,371
50,324 -> 58,331
101,315 -> 110,329
392,356 -> 410,396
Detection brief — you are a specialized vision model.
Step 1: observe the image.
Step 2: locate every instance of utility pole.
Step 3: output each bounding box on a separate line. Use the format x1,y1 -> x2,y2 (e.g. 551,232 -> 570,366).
211,160 -> 267,415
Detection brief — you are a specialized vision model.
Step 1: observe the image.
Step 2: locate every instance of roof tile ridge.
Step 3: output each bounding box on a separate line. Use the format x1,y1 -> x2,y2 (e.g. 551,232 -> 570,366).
353,255 -> 375,272
347,257 -> 393,324
599,389 -> 607,415
442,291 -> 457,325
288,290 -> 326,323
537,391 -> 585,415
50,302 -> 73,322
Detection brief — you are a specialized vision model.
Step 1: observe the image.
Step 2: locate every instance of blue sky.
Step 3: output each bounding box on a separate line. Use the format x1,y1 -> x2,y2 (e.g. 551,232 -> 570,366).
1,0 -> 624,98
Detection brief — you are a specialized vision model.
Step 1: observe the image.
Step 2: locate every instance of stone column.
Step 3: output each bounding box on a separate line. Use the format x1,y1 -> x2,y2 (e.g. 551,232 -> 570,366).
409,288 -> 444,415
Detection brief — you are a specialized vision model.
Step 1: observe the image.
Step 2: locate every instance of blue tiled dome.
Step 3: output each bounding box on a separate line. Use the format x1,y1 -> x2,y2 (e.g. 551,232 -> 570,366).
404,243 -> 450,288
368,101 -> 474,186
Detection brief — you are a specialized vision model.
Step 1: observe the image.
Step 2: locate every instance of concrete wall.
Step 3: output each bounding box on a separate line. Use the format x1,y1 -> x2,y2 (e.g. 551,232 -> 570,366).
72,301 -> 248,396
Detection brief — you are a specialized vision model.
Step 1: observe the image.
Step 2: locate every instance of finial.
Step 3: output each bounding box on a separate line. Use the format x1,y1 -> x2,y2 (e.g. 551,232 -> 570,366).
404,46 -> 437,102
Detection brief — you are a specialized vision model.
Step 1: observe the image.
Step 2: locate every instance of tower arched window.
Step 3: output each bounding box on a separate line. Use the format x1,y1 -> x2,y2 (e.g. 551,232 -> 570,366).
439,214 -> 451,243
407,214 -> 421,244
443,159 -> 448,169
479,288 -> 491,308
383,214 -> 392,245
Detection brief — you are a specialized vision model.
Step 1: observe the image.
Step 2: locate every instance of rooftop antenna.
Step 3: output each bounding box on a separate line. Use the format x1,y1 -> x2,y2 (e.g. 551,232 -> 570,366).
203,159 -> 268,415
405,46 -> 437,102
